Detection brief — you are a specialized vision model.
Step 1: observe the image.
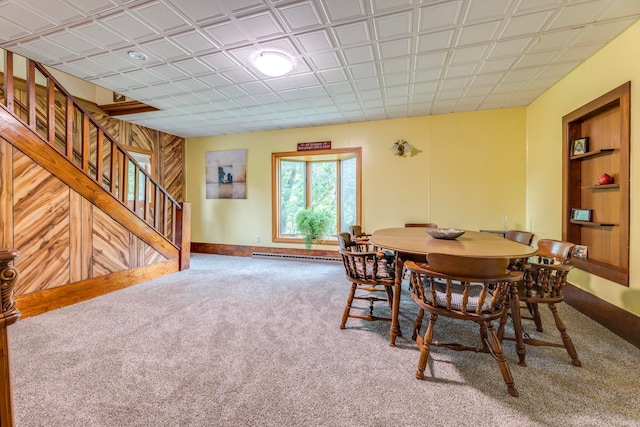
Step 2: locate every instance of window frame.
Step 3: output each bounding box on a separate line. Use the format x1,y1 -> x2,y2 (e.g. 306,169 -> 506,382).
271,147 -> 362,246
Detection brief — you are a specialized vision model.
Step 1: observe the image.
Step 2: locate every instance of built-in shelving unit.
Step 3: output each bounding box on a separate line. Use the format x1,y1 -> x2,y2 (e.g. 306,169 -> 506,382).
562,82 -> 630,286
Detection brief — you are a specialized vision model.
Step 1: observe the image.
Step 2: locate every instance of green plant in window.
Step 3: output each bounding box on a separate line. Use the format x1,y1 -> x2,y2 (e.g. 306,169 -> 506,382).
295,207 -> 332,249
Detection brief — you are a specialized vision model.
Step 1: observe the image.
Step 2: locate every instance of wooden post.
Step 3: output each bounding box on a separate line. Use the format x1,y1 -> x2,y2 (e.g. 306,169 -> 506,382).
0,249 -> 20,427
176,202 -> 191,271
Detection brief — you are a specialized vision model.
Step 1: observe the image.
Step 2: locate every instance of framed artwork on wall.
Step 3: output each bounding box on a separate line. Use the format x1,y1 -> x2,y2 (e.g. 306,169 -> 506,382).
205,149 -> 247,199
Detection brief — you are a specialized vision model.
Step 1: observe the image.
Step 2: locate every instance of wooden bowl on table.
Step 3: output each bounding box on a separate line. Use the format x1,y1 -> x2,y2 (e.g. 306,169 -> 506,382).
426,228 -> 465,240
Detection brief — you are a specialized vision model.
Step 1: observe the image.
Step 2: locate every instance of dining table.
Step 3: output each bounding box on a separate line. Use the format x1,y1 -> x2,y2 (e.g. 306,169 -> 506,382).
369,227 -> 537,347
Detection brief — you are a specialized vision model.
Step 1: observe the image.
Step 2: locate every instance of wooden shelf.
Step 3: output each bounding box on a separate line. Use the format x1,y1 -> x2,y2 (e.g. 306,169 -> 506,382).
569,148 -> 615,160
562,82 -> 630,287
581,183 -> 619,190
569,220 -> 616,227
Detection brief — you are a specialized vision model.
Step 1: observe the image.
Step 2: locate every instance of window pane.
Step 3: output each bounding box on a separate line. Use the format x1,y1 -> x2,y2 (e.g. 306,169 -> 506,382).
127,159 -> 136,202
280,160 -> 306,235
341,157 -> 356,233
311,161 -> 337,234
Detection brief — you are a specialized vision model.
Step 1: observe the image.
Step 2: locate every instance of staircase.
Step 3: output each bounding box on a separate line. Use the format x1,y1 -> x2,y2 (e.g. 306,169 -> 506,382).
0,50 -> 190,317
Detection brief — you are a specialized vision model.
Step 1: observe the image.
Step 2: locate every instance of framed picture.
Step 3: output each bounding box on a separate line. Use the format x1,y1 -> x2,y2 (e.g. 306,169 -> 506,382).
113,92 -> 126,102
571,208 -> 592,222
570,137 -> 588,156
205,149 -> 247,199
572,245 -> 588,260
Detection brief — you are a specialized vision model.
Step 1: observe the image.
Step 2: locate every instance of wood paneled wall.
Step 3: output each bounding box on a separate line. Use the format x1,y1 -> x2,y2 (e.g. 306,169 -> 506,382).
1,78 -> 186,316
2,143 -> 168,297
92,112 -> 184,202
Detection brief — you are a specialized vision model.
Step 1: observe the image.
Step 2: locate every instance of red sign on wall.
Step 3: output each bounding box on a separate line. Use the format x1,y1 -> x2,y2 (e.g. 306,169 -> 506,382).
297,141 -> 331,151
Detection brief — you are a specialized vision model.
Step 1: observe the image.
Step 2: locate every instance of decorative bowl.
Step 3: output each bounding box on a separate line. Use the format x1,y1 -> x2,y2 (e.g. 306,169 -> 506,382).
426,228 -> 465,240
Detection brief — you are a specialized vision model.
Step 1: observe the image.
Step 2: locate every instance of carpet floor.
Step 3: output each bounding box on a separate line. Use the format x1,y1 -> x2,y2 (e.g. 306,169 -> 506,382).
9,254 -> 640,426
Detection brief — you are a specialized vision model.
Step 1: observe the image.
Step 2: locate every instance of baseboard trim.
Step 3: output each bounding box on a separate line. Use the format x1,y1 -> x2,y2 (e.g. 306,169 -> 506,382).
14,259 -> 179,319
565,283 -> 640,349
191,242 -> 340,259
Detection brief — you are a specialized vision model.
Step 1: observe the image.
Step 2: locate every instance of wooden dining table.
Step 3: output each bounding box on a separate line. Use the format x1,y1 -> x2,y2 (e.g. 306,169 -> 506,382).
369,227 -> 537,347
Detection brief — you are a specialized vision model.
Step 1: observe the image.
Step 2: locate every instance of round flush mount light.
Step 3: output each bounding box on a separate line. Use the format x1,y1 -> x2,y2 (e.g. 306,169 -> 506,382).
254,51 -> 294,77
128,51 -> 148,61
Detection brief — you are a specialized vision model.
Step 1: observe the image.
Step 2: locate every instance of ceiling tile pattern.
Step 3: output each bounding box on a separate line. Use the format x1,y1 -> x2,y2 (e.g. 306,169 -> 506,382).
1,0 -> 639,137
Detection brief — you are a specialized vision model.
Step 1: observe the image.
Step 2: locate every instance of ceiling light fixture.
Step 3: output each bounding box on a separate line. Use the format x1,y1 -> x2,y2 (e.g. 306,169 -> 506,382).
128,51 -> 148,61
254,51 -> 294,77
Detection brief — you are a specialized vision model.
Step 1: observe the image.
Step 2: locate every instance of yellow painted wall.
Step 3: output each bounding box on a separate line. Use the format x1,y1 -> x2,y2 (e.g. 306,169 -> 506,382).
185,108 -> 526,250
526,20 -> 640,316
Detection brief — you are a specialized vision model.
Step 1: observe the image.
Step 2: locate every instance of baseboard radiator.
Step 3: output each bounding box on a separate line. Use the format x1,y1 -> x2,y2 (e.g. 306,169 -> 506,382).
251,252 -> 341,263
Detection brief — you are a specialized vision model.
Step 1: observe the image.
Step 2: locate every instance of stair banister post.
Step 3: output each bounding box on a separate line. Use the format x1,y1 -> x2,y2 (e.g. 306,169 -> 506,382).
0,249 -> 21,427
177,202 -> 191,271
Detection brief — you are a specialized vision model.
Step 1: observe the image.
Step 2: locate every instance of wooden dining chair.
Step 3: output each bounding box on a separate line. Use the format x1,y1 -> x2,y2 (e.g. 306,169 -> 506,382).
499,239 -> 581,367
505,230 -> 534,245
349,225 -> 372,247
405,254 -> 523,397
349,225 -> 369,238
504,230 -> 534,271
337,233 -> 395,329
520,239 -> 573,331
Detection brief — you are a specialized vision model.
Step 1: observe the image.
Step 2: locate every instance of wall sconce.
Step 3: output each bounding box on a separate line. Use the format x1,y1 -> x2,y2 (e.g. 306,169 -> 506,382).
391,139 -> 413,157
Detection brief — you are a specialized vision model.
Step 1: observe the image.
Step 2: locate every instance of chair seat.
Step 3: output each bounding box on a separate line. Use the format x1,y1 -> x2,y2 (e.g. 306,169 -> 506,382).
424,278 -> 493,312
354,253 -> 395,280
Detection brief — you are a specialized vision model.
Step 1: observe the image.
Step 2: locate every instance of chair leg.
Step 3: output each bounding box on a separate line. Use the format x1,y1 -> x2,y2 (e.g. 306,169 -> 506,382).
508,290 -> 528,367
548,303 -> 582,367
416,314 -> 436,380
528,302 -> 543,332
412,308 -> 424,341
485,321 -> 519,397
497,306 -> 508,342
340,283 -> 357,329
479,322 -> 489,352
385,285 -> 394,310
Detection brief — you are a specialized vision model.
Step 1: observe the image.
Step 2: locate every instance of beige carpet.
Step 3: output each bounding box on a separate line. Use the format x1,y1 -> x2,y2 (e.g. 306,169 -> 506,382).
9,254 -> 640,426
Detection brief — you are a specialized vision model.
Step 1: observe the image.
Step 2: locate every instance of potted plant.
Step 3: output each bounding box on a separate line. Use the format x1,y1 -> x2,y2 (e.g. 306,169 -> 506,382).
295,207 -> 332,249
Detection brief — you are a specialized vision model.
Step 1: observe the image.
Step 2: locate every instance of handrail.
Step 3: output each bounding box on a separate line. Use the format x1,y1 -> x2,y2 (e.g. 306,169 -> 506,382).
1,50 -> 180,244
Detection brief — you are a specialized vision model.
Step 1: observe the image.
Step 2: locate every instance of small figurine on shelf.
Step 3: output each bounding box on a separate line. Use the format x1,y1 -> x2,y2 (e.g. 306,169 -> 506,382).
598,173 -> 614,185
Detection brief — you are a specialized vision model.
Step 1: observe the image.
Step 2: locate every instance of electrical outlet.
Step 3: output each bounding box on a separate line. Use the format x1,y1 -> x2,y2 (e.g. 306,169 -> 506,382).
255,235 -> 260,243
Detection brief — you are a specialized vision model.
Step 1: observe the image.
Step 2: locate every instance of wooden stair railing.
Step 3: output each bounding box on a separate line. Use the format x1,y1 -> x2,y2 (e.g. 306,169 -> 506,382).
0,85 -> 107,187
1,50 -> 181,246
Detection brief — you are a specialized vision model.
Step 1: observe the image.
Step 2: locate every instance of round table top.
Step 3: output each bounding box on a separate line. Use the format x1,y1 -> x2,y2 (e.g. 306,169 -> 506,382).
370,227 -> 536,259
